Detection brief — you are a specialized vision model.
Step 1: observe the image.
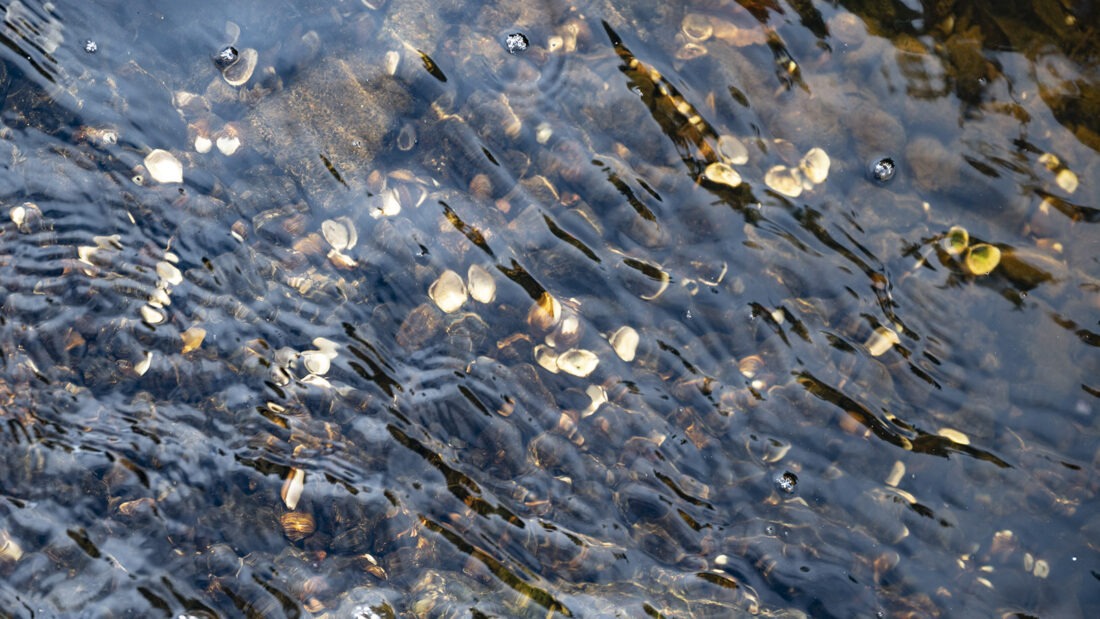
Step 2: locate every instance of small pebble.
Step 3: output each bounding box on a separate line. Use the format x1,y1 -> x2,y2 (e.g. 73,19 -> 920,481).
214,45 -> 238,69
505,33 -> 528,54
871,157 -> 896,182
776,471 -> 798,493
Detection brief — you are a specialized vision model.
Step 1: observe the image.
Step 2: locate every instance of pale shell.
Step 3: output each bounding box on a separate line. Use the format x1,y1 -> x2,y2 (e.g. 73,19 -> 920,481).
134,351 -> 153,376
222,47 -> 257,86
215,133 -> 241,156
581,384 -> 607,418
181,326 -> 206,353
144,149 -> 183,184
534,345 -> 559,373
865,326 -> 900,357
704,161 -> 742,188
799,147 -> 831,185
467,264 -> 496,304
0,529 -> 24,562
371,188 -> 402,219
764,165 -> 802,198
716,134 -> 749,165
282,468 -> 306,510
936,427 -> 970,445
556,348 -> 599,377
321,217 -> 358,251
194,135 -> 213,154
608,326 -> 639,362
312,337 -> 339,359
528,292 -> 562,331
299,374 -> 333,389
1055,168 -> 1078,194
148,286 -> 171,308
156,261 -> 183,286
383,50 -> 400,76
546,314 -> 582,349
681,13 -> 714,42
885,460 -> 905,487
140,304 -> 166,325
301,350 -> 331,376
428,269 -> 467,313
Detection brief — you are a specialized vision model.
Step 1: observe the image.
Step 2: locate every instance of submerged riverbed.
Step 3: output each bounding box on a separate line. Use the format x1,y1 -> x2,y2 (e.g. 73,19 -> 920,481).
0,0 -> 1097,616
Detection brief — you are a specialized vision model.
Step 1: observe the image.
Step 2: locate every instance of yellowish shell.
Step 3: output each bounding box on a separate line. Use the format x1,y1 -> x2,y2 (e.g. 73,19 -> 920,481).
964,243 -> 1001,276
279,511 -> 316,541
428,270 -> 467,313
764,165 -> 802,198
865,326 -> 900,357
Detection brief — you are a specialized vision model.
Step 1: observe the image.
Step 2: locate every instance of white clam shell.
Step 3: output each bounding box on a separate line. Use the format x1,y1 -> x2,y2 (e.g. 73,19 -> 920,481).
301,350 -> 331,376
865,326 -> 900,357
134,351 -> 154,376
608,326 -> 639,362
371,188 -> 402,218
428,269 -> 467,313
704,161 -> 742,188
144,149 -> 183,184
140,304 -> 166,325
556,348 -> 599,377
534,345 -> 560,374
215,133 -> 241,156
764,165 -> 802,198
799,147 -> 831,185
1055,168 -> 1078,194
312,337 -> 339,359
281,468 -> 305,510
716,134 -> 749,165
148,286 -> 171,308
466,264 -> 496,304
194,134 -> 213,153
156,261 -> 183,286
321,217 -> 358,251
222,47 -> 257,86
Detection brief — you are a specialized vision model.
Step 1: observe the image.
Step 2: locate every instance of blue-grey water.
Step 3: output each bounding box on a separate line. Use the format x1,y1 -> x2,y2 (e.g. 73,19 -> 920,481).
0,0 -> 1097,617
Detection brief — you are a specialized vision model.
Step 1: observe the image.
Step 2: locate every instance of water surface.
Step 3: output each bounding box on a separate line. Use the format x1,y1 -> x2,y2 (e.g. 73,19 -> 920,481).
0,0 -> 1097,617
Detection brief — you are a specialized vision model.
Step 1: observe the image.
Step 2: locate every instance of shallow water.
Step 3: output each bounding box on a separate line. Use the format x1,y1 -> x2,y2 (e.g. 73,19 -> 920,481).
0,0 -> 1097,617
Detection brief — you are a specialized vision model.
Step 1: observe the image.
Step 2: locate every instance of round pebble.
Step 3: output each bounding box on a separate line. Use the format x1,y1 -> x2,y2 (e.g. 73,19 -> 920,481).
776,471 -> 798,493
214,46 -> 239,69
505,33 -> 528,54
870,157 -> 896,182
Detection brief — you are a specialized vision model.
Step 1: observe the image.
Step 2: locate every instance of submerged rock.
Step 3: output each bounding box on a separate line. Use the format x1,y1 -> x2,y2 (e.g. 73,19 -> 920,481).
246,56 -> 414,210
